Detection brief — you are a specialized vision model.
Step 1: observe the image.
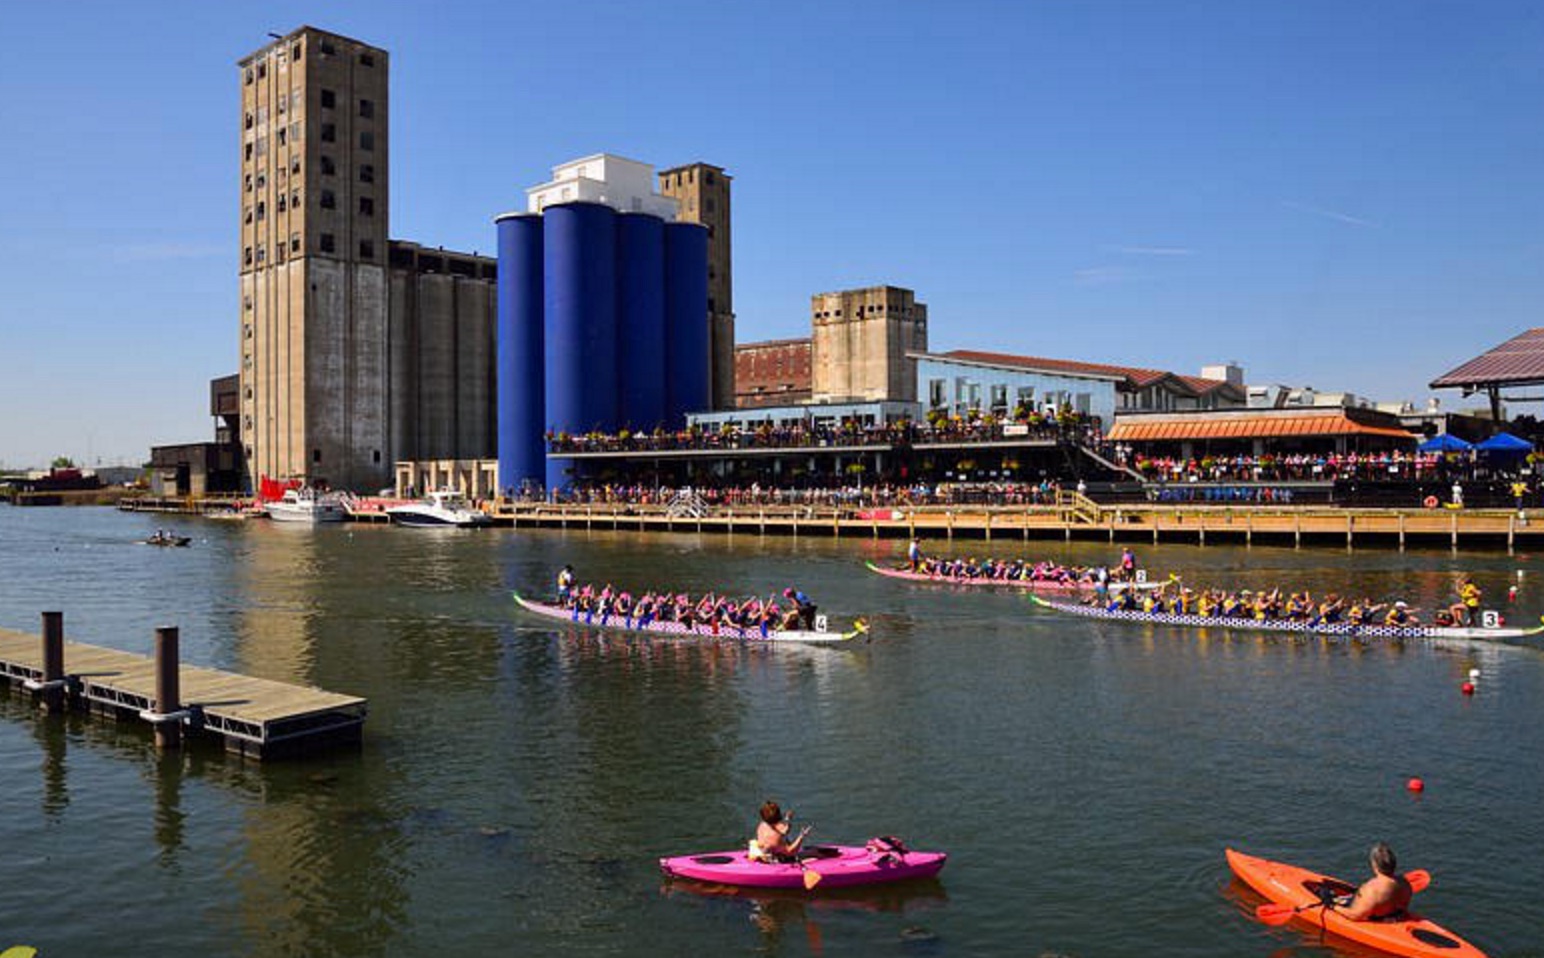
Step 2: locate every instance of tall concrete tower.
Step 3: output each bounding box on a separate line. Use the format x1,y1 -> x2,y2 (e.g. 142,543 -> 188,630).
658,163 -> 734,410
238,27 -> 391,490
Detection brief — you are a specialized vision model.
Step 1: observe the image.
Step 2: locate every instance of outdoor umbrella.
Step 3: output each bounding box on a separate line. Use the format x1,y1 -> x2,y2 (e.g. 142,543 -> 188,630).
1476,432 -> 1533,454
1419,434 -> 1473,453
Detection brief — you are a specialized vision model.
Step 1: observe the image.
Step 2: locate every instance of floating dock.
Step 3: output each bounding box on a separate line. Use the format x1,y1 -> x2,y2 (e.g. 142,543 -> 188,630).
0,616 -> 365,760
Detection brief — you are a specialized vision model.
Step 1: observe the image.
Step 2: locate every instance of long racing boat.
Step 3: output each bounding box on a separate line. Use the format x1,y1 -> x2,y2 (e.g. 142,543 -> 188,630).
1030,595 -> 1544,646
865,561 -> 1161,593
513,593 -> 868,645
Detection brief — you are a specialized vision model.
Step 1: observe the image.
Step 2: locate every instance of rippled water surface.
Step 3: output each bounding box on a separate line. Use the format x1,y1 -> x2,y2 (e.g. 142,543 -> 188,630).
0,506 -> 1540,957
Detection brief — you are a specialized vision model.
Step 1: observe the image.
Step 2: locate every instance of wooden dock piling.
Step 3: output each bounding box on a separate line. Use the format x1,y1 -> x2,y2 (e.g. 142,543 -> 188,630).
152,626 -> 181,750
37,611 -> 65,713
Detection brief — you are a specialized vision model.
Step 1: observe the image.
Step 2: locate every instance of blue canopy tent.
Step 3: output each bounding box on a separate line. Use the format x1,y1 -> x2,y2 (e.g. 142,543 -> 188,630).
1476,432 -> 1533,454
1419,434 -> 1473,453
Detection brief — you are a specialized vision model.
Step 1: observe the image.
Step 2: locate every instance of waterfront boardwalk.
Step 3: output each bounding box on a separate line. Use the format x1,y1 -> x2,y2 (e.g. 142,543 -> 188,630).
118,493 -> 1543,550
0,624 -> 366,759
489,497 -> 1543,550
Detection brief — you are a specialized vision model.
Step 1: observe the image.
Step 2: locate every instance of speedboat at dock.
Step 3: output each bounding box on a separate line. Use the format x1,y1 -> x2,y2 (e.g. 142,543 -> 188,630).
385,490 -> 492,528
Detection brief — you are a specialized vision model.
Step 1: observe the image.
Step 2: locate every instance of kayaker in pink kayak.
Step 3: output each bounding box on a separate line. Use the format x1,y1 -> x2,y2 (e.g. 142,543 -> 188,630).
749,800 -> 810,862
1329,842 -> 1413,921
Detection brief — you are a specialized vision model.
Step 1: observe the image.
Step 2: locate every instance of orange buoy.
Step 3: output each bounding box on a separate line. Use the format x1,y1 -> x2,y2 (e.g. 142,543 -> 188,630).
1407,777 -> 1425,792
1461,682 -> 1475,696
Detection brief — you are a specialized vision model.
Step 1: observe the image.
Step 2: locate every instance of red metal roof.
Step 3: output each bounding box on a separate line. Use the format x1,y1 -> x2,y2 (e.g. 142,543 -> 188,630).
941,349 -> 1217,392
1431,328 -> 1544,388
1107,411 -> 1416,443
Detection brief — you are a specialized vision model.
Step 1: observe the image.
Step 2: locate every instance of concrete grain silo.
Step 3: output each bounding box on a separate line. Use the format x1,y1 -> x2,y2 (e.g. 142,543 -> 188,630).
615,212 -> 667,432
495,213 -> 545,493
663,221 -> 710,425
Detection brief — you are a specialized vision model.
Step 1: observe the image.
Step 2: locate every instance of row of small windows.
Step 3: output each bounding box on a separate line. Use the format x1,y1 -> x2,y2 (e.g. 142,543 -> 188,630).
244,189 -> 374,218
244,41 -> 375,83
243,234 -> 373,263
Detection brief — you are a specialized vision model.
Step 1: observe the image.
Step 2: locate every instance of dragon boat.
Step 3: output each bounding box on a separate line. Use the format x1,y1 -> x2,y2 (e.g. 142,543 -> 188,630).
513,593 -> 868,645
1030,595 -> 1544,646
865,561 -> 1160,593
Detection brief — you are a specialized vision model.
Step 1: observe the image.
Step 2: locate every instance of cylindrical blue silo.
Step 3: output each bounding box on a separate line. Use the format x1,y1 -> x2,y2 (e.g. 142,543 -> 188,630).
495,213 -> 545,495
663,221 -> 710,425
616,213 -> 667,433
544,202 -> 618,491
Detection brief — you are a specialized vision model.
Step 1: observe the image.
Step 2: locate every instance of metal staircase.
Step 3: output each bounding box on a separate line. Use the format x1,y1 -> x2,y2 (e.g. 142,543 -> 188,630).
665,490 -> 709,519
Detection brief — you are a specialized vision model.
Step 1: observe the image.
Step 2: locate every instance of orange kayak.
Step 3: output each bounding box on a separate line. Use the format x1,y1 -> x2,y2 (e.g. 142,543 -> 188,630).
1226,848 -> 1489,958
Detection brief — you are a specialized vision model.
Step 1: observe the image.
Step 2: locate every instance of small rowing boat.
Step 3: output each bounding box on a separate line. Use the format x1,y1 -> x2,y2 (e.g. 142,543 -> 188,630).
865,561 -> 1160,593
1030,595 -> 1544,646
661,838 -> 946,891
1227,848 -> 1488,958
513,593 -> 868,645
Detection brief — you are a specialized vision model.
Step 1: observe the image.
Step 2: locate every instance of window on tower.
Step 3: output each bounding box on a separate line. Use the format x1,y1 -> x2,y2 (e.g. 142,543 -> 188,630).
321,123 -> 335,143
319,233 -> 335,253
359,131 -> 374,151
359,98 -> 374,119
321,89 -> 336,109
320,189 -> 336,209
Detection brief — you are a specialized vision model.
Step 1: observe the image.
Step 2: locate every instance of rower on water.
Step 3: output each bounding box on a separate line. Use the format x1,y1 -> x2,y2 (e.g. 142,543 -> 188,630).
749,800 -> 809,863
1328,842 -> 1412,922
557,565 -> 576,604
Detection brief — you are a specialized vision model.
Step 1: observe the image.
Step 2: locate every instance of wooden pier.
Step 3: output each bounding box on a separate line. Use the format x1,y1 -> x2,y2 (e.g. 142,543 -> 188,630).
487,495 -> 1544,551
0,615 -> 366,760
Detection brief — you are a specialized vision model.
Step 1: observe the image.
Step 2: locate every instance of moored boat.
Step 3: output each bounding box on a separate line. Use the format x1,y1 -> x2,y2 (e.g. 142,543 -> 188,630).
513,593 -> 867,645
385,489 -> 491,528
1030,595 -> 1544,646
1226,848 -> 1488,958
661,839 -> 946,891
265,487 -> 349,524
865,560 -> 1160,593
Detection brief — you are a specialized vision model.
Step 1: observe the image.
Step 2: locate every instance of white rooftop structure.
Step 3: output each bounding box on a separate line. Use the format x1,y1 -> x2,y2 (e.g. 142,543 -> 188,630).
525,153 -> 680,219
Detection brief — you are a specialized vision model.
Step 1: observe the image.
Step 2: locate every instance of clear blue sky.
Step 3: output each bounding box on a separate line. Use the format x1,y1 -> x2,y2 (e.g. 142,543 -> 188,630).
3,0 -> 1542,469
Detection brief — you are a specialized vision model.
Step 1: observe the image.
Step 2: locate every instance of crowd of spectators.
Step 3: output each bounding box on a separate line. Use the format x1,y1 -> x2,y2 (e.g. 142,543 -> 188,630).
547,410 -> 1100,455
523,479 -> 1069,509
1122,450 -> 1528,483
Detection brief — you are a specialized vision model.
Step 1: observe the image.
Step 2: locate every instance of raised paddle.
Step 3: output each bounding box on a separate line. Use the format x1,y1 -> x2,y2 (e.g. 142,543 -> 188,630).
789,825 -> 821,889
1255,870 -> 1431,925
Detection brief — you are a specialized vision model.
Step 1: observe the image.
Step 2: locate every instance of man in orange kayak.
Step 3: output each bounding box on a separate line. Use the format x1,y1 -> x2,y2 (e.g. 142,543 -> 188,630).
1331,842 -> 1413,921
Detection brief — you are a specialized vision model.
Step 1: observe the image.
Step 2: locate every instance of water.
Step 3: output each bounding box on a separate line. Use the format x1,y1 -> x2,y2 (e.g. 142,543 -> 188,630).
0,506 -> 1540,957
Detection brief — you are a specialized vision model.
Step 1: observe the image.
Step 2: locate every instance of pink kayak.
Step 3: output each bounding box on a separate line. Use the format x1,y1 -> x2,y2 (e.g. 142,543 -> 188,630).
660,838 -> 946,890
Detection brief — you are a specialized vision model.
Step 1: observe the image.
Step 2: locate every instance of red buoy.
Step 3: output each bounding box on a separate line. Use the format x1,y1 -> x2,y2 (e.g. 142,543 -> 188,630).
1407,777 -> 1425,792
1461,682 -> 1476,696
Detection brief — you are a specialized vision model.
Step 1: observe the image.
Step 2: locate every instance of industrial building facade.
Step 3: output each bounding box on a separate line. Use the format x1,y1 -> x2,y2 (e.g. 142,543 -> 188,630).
238,26 -> 494,492
811,286 -> 928,404
658,163 -> 735,411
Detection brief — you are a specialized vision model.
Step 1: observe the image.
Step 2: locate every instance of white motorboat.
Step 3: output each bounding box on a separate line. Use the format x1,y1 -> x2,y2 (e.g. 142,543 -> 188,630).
265,487 -> 349,523
385,490 -> 491,528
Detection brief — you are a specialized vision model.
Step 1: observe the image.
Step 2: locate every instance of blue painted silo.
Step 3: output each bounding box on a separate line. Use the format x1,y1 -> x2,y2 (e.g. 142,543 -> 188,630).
615,212 -> 667,432
663,221 -> 710,424
495,213 -> 545,494
543,202 -> 619,490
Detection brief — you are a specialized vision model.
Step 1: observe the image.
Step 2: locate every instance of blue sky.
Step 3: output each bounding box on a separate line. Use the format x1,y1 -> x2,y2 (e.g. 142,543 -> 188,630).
3,0 -> 1543,468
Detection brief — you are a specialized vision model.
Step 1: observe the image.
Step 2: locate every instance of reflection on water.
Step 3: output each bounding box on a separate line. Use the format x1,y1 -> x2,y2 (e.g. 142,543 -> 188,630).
0,511 -> 1542,955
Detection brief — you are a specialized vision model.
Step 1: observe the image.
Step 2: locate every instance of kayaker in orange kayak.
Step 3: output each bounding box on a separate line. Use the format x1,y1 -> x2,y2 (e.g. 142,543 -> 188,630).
1332,842 -> 1413,921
